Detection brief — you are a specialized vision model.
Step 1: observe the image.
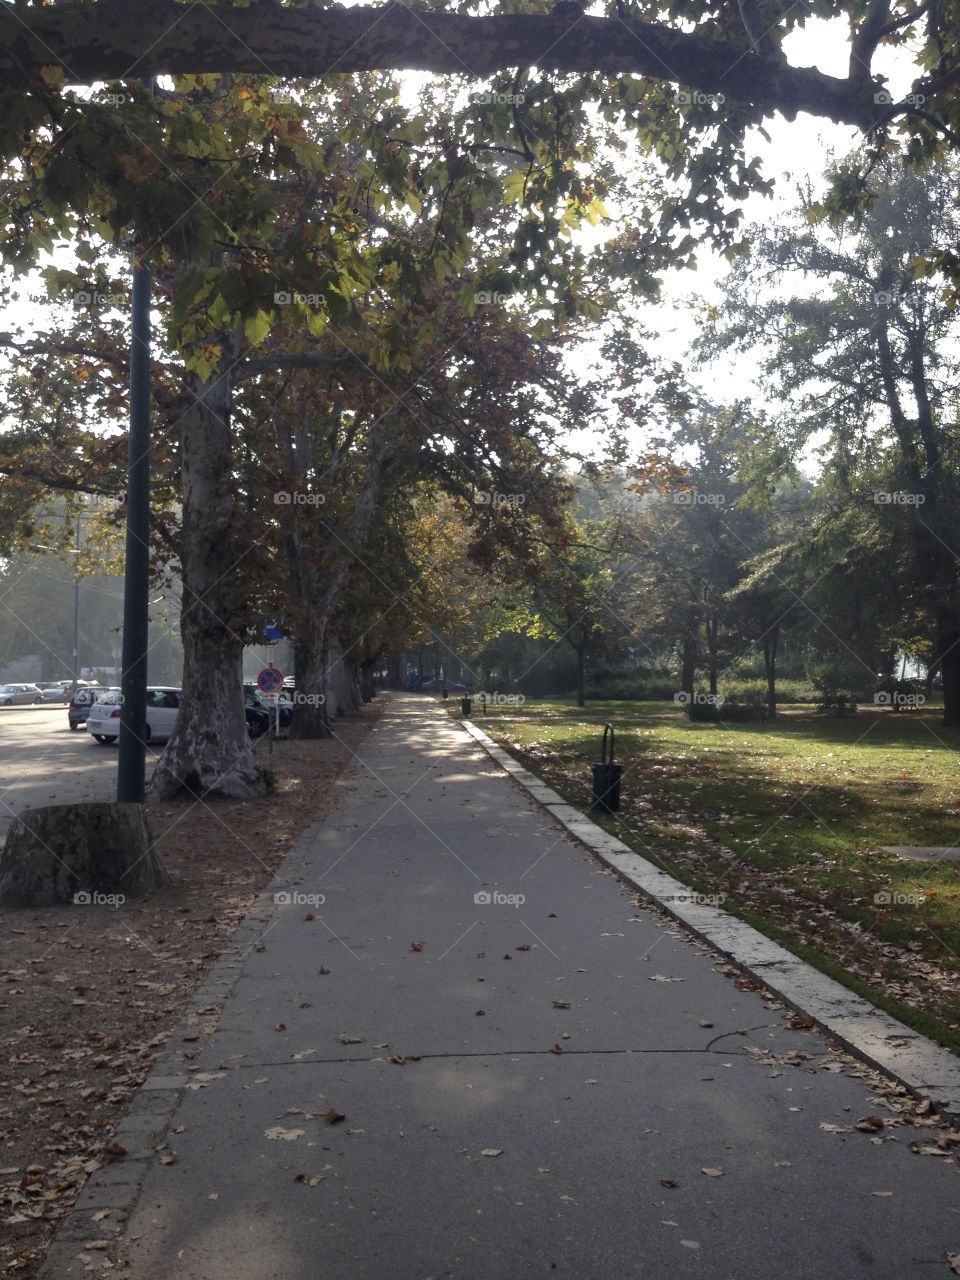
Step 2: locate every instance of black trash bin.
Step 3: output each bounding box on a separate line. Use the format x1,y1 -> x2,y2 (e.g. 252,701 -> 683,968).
461,695 -> 472,717
591,723 -> 622,814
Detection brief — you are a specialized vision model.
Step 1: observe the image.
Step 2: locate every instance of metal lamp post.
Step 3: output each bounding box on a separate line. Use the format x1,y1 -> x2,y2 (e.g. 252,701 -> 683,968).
116,254 -> 152,804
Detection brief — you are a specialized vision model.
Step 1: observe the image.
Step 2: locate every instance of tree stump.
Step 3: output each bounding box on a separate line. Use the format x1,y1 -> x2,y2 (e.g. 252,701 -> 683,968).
0,803 -> 166,907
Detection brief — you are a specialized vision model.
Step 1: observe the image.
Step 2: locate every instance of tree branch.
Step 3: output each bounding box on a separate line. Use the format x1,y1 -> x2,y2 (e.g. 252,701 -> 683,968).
0,1 -> 881,129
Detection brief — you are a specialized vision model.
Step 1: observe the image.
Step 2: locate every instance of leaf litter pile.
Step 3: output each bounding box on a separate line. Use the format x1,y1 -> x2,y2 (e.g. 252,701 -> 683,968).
0,705 -> 382,1278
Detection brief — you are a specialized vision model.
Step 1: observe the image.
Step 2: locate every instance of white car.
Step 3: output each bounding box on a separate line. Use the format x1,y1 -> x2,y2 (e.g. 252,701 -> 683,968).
86,687 -> 182,745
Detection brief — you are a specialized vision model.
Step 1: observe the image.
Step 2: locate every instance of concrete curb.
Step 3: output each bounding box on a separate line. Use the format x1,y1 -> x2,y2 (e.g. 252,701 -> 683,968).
460,717 -> 960,1121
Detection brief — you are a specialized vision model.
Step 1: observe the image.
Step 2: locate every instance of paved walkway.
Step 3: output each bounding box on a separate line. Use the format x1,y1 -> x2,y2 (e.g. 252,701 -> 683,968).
49,697 -> 960,1278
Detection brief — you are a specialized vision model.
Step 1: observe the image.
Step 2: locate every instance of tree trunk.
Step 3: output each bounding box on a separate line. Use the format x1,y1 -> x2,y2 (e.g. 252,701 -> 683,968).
940,628 -> 960,727
575,644 -> 586,707
706,613 -> 719,696
680,627 -> 697,699
0,803 -> 164,907
763,625 -> 779,720
289,629 -> 331,739
359,659 -> 377,702
153,343 -> 263,799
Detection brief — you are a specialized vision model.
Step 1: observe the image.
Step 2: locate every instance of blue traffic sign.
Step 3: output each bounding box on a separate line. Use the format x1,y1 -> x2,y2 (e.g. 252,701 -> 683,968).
264,618 -> 283,642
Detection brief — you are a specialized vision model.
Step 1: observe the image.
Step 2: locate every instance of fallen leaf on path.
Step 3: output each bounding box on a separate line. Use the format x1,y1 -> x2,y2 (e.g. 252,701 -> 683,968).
552,1000 -> 571,1009
701,1168 -> 724,1178
515,944 -> 532,951
321,1108 -> 345,1124
264,1127 -> 305,1141
295,1172 -> 327,1186
698,1019 -> 713,1028
947,1253 -> 960,1275
819,1123 -> 851,1134
480,1148 -> 502,1157
159,1152 -> 178,1165
648,974 -> 683,983
338,1035 -> 364,1045
856,1116 -> 886,1132
660,1178 -> 679,1188
872,1191 -> 893,1197
410,942 -> 424,952
549,1044 -> 563,1054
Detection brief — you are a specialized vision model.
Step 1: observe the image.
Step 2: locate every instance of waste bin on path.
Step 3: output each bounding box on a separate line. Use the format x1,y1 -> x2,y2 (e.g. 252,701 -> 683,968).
590,722 -> 622,814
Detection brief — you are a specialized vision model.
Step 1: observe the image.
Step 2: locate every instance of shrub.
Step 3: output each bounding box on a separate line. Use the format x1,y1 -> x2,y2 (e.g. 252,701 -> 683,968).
815,686 -> 858,716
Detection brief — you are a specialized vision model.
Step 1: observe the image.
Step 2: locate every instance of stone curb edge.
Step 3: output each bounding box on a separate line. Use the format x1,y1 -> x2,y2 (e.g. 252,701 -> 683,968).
460,716 -> 960,1122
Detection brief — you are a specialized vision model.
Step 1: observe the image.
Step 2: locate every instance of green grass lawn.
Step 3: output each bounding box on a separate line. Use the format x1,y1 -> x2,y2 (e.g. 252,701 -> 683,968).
476,698 -> 960,1051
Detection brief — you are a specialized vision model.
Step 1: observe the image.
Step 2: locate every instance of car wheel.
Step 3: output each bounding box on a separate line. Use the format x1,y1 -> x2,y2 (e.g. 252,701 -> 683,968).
93,734 -> 110,744
69,721 -> 79,730
3,698 -> 11,706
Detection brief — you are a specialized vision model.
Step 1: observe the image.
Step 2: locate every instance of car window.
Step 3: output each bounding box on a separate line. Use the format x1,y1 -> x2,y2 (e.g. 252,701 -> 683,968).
146,690 -> 180,709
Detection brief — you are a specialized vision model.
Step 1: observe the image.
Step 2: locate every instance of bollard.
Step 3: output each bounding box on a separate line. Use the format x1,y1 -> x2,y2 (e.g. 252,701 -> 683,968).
590,723 -> 622,814
479,693 -> 487,718
461,695 -> 472,717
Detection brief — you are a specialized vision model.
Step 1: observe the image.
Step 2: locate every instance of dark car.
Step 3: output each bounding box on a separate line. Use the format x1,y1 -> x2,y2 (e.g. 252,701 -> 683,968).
243,683 -> 293,730
67,685 -> 107,730
244,693 -> 271,738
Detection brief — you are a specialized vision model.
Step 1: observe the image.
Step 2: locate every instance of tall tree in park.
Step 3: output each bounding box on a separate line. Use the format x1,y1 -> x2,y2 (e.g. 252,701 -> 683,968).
703,155 -> 960,723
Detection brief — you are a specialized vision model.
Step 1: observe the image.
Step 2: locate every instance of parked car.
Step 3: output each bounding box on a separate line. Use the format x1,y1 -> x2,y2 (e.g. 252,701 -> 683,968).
243,683 -> 293,729
0,683 -> 44,706
67,685 -> 108,730
86,687 -> 182,745
37,681 -> 70,703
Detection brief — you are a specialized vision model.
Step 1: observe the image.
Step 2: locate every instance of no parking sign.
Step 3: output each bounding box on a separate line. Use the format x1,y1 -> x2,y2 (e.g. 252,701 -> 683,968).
257,666 -> 284,694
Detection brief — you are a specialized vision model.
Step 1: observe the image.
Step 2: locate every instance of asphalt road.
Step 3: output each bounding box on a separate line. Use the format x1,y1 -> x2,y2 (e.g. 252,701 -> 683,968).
70,695 -> 960,1280
0,704 -> 156,839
